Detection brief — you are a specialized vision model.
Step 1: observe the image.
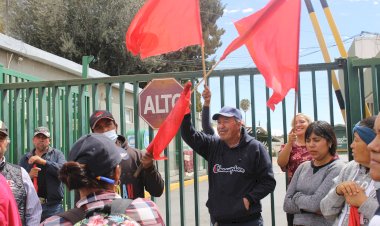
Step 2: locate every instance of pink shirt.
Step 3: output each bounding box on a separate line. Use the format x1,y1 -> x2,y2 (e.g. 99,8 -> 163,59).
279,143 -> 312,183
0,173 -> 22,226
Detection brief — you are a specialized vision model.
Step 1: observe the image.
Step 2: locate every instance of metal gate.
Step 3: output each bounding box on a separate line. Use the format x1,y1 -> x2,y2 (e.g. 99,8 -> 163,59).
1,57 -> 379,226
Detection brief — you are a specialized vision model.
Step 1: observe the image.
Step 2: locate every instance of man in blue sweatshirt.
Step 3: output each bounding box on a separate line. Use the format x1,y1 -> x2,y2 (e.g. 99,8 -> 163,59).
181,106 -> 276,226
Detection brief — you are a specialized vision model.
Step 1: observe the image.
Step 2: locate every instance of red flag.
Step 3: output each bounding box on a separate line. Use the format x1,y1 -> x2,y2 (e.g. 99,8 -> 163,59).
126,0 -> 203,59
33,164 -> 38,193
146,82 -> 192,160
348,206 -> 360,226
220,0 -> 301,110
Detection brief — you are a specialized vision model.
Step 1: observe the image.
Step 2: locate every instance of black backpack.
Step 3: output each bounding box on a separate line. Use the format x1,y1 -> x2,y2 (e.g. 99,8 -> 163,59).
56,199 -> 133,224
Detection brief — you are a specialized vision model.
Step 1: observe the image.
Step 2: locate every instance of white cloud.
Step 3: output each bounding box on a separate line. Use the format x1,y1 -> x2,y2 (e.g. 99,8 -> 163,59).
224,8 -> 256,14
242,8 -> 254,13
374,1 -> 379,5
224,9 -> 239,14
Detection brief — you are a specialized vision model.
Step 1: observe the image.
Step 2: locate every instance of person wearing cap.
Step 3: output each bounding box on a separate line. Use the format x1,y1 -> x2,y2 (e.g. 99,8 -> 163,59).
0,120 -> 42,225
181,106 -> 276,226
41,133 -> 165,225
19,126 -> 66,222
320,116 -> 379,226
89,110 -> 164,200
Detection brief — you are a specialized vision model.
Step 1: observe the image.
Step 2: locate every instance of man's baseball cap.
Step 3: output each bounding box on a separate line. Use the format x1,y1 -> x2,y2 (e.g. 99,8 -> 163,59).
69,133 -> 122,178
212,106 -> 242,121
89,110 -> 115,130
34,127 -> 50,138
0,121 -> 8,136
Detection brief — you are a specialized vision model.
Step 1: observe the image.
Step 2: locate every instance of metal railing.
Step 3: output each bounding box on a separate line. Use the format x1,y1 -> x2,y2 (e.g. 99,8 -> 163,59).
1,57 -> 379,225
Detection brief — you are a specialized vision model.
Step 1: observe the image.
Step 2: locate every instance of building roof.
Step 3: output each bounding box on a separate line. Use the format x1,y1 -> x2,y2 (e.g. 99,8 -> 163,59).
0,33 -> 133,91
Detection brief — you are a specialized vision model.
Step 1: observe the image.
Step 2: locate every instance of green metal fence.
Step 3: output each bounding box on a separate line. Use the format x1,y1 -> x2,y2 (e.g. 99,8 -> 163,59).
0,57 -> 379,226
345,57 -> 380,161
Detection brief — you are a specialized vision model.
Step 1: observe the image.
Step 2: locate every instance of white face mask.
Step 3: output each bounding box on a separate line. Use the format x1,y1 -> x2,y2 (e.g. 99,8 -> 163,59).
102,129 -> 118,141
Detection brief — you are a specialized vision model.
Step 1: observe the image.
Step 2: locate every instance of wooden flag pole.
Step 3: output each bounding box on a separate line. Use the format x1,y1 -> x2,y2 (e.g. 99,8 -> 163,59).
201,46 -> 207,86
192,60 -> 221,93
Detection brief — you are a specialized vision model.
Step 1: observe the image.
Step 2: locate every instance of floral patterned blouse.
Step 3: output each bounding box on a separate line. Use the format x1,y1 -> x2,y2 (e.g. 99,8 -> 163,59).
279,143 -> 312,183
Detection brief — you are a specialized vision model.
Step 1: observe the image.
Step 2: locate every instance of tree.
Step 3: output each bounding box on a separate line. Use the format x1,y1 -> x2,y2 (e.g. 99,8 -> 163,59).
240,99 -> 250,123
6,0 -> 225,77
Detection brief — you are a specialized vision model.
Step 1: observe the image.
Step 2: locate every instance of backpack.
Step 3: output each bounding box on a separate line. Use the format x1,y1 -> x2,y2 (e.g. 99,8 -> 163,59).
56,198 -> 133,224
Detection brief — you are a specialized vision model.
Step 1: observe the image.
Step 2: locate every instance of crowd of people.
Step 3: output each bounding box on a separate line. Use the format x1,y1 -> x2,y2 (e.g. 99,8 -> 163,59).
0,111 -> 165,226
1,84 -> 380,226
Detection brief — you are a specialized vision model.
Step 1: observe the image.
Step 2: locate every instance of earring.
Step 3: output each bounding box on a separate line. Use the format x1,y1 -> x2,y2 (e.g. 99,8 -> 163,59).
114,180 -> 121,195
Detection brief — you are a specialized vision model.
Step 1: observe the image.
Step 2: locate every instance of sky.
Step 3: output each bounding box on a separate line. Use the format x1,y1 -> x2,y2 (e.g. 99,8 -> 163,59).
203,0 -> 380,135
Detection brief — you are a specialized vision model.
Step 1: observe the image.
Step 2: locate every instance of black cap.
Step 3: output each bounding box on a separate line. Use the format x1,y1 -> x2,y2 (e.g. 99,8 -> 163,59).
34,127 -> 51,138
89,110 -> 115,130
69,134 -> 122,177
212,106 -> 243,120
0,120 -> 8,136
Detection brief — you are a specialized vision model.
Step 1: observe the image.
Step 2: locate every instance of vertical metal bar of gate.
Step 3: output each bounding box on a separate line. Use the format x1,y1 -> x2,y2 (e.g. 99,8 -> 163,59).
26,88 -> 34,151
52,87 -> 61,150
92,84 -> 98,111
235,75 -> 240,108
358,68 -> 366,118
327,70 -> 335,126
38,87 -> 47,126
78,85 -> 87,137
177,131 -> 186,226
220,76 -> 225,107
12,88 -> 21,162
191,79 -> 200,226
20,84 -> 26,154
265,87 -> 276,226
311,71 -> 318,120
119,82 -> 126,136
297,77 -> 302,112
344,59 -> 355,161
372,65 -> 379,113
105,83 -> 112,112
64,85 -> 74,208
250,75 -> 257,137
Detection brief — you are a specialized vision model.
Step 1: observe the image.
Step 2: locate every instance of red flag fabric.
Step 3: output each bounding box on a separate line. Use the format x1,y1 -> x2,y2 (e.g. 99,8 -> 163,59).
348,206 -> 360,226
220,0 -> 301,110
126,0 -> 203,59
146,82 -> 192,160
33,164 -> 38,193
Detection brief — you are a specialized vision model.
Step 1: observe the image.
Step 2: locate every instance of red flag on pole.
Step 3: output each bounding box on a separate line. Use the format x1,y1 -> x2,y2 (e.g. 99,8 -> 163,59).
220,0 -> 301,110
146,82 -> 192,160
126,0 -> 204,59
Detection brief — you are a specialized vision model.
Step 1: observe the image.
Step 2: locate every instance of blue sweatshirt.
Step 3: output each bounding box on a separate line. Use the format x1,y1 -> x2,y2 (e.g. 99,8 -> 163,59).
181,114 -> 276,223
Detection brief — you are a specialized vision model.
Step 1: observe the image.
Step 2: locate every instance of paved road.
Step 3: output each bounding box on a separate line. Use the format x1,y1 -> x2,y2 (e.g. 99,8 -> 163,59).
154,158 -> 288,226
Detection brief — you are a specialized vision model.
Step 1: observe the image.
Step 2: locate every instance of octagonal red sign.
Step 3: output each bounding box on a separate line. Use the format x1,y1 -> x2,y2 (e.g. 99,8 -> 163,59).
139,78 -> 184,129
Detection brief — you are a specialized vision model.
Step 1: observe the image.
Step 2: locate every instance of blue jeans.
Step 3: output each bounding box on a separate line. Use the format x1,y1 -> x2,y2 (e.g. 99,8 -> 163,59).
211,216 -> 263,226
41,203 -> 64,222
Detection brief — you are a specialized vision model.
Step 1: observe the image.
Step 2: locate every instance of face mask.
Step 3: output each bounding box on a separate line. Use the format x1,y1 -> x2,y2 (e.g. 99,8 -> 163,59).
102,129 -> 118,141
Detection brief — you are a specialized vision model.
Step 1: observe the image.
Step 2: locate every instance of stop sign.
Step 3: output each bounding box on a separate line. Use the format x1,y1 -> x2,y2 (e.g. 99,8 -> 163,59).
139,78 -> 184,129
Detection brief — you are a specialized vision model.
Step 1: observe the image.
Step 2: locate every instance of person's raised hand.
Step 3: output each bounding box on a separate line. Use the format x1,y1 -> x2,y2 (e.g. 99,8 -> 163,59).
202,85 -> 211,107
287,129 -> 297,145
28,155 -> 46,165
29,167 -> 41,179
141,151 -> 154,169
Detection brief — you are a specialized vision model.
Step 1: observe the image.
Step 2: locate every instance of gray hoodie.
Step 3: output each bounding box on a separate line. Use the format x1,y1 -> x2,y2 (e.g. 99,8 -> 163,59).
320,161 -> 379,226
